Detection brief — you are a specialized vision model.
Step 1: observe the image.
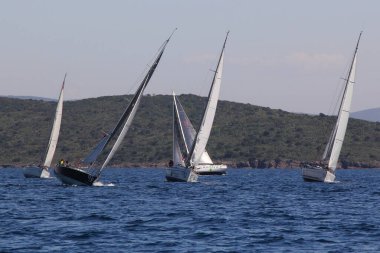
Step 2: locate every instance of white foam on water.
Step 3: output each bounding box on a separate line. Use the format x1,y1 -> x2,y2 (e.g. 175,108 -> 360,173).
93,181 -> 115,187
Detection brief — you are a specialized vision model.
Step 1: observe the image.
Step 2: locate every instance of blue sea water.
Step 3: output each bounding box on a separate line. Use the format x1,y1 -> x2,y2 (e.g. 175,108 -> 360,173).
0,168 -> 379,252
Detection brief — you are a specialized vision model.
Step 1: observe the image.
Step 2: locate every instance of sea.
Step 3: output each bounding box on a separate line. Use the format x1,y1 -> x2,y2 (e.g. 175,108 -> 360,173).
0,168 -> 379,252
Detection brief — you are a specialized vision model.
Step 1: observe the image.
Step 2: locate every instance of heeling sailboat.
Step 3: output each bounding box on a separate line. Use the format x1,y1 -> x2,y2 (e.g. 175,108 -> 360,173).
54,32 -> 174,186
302,32 -> 362,183
23,74 -> 66,178
166,31 -> 229,182
172,93 -> 227,175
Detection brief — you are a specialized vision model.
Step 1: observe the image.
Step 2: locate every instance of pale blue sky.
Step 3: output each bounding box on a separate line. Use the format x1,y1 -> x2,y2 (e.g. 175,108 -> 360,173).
1,0 -> 379,114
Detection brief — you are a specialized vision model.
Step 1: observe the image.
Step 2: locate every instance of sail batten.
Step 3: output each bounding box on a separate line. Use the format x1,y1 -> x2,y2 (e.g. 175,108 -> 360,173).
42,74 -> 66,168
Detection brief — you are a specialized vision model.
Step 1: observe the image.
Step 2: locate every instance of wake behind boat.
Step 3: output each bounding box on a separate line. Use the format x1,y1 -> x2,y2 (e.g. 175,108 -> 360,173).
194,164 -> 227,175
302,32 -> 362,183
55,32 -> 174,186
166,32 -> 229,182
23,74 -> 66,178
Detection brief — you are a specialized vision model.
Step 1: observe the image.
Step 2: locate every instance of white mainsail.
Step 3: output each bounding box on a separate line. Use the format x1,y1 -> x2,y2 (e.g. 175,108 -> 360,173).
328,54 -> 357,171
188,32 -> 228,166
42,74 -> 66,168
173,101 -> 185,166
173,94 -> 213,164
322,32 -> 361,172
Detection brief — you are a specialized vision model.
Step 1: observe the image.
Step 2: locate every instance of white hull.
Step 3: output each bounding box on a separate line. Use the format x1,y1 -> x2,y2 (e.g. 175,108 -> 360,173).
194,164 -> 227,175
23,166 -> 50,178
166,166 -> 198,182
302,166 -> 335,183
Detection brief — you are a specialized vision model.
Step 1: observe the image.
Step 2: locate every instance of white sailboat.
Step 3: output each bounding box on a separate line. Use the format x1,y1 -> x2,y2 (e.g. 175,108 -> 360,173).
172,93 -> 227,175
166,31 -> 229,182
54,32 -> 174,186
23,74 -> 66,178
302,32 -> 362,183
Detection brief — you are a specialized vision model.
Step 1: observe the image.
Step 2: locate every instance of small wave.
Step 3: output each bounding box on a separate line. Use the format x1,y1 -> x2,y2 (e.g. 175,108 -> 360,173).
77,214 -> 115,221
93,181 -> 115,187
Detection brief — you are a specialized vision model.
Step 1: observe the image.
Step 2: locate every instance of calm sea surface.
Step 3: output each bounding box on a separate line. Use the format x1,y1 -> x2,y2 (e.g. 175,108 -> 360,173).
0,168 -> 379,252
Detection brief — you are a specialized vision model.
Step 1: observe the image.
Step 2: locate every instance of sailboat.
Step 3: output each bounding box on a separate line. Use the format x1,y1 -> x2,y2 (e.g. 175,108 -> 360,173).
166,32 -> 229,182
302,32 -> 362,183
23,74 -> 66,178
54,32 -> 174,186
172,93 -> 227,175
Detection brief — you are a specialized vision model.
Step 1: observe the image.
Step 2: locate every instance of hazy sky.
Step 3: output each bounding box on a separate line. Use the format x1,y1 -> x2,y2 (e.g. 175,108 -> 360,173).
1,0 -> 379,114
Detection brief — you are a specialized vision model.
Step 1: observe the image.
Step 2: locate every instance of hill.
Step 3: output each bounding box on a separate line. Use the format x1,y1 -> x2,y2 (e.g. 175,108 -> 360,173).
352,108 -> 380,122
1,95 -> 57,102
0,95 -> 379,168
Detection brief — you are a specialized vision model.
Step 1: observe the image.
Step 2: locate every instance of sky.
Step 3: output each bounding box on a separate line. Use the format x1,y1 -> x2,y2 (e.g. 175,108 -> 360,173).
1,0 -> 379,114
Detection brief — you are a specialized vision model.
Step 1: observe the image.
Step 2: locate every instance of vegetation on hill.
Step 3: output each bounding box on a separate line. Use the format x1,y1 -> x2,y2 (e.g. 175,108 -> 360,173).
0,95 -> 379,168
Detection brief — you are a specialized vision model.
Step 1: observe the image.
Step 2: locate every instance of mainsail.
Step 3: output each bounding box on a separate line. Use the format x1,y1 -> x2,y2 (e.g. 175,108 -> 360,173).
42,74 -> 66,168
322,32 -> 362,171
173,98 -> 185,166
101,41 -> 169,170
187,32 -> 229,167
173,94 -> 213,164
82,32 -> 174,173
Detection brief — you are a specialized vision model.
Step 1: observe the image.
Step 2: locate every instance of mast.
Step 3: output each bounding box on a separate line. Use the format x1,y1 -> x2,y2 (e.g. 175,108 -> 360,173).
186,31 -> 229,167
42,74 -> 66,168
324,32 -> 362,170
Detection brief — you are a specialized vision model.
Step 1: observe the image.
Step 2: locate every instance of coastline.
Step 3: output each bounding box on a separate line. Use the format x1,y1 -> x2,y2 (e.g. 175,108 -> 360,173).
2,159 -> 380,169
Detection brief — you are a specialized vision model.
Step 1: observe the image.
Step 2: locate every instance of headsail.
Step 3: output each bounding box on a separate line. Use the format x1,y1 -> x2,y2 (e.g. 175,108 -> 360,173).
323,32 -> 362,171
42,74 -> 66,168
186,32 -> 229,167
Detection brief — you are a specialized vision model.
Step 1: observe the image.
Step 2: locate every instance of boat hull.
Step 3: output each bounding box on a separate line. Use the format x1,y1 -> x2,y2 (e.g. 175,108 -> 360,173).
23,166 -> 50,178
54,166 -> 98,186
194,164 -> 227,175
166,166 -> 198,182
302,166 -> 335,183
